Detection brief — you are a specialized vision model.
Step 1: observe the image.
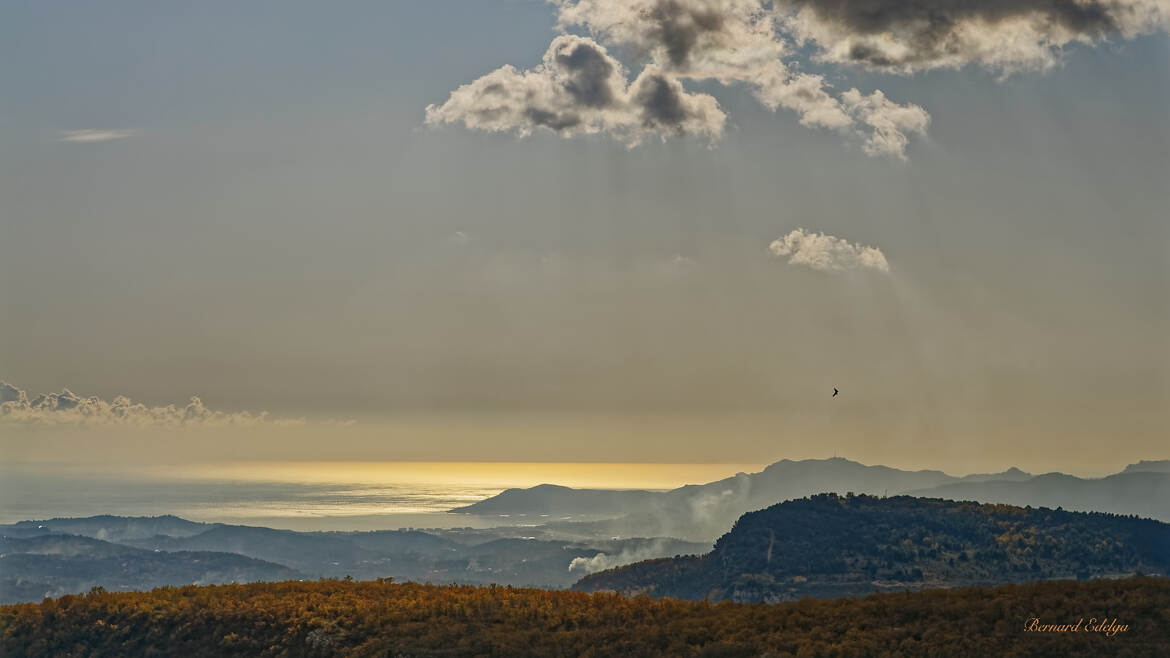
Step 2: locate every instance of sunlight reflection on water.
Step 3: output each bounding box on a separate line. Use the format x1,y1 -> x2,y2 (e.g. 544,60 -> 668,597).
0,461 -> 761,530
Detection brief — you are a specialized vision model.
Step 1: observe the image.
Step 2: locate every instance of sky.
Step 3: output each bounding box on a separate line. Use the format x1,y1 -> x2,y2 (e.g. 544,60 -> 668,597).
1,1 -> 1168,476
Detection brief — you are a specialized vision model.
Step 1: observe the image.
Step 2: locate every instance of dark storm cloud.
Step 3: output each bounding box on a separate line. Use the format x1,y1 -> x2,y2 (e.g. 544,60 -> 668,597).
777,0 -> 1168,72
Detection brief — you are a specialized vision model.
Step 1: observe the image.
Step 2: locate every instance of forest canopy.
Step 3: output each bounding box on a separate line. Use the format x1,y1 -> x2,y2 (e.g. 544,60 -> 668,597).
1,576 -> 1167,657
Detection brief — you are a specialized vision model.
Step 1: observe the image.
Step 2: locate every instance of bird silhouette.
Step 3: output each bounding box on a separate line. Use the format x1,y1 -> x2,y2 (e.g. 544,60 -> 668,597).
832,388 -> 839,397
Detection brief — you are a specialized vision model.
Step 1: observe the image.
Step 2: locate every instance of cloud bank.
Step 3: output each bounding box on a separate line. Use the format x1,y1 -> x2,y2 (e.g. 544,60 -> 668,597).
769,228 -> 890,272
58,129 -> 135,143
428,0 -> 1167,157
0,381 -> 302,427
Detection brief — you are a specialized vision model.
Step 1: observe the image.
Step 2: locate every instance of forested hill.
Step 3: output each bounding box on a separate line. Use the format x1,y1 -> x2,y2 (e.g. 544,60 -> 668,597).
2,577 -> 1166,656
573,494 -> 1170,602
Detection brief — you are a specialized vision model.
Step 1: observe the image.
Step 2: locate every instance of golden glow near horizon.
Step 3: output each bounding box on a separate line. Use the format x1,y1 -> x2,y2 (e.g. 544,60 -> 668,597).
177,461 -> 768,490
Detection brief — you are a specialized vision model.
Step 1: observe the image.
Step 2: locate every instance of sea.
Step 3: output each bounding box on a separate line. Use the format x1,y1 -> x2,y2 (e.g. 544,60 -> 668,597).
0,461 -> 762,531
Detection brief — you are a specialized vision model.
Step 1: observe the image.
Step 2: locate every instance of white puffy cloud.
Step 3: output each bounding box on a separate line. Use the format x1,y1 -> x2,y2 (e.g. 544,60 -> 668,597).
430,0 -> 1168,157
0,381 -> 304,427
775,0 -> 1170,74
768,228 -> 890,272
429,0 -> 927,158
58,129 -> 135,143
425,35 -> 726,147
554,0 -> 845,130
551,0 -> 931,157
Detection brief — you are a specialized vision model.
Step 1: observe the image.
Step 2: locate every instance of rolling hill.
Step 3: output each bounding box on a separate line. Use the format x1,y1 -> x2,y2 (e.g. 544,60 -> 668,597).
0,534 -> 301,604
0,515 -> 209,541
573,494 -> 1170,602
0,516 -> 709,602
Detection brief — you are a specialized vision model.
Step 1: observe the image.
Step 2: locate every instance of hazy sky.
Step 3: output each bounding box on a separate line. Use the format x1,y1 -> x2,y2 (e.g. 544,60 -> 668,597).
2,1 -> 1168,474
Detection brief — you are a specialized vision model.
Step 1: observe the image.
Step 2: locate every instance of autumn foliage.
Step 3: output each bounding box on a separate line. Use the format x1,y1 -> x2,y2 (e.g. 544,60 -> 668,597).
2,576 -> 1168,657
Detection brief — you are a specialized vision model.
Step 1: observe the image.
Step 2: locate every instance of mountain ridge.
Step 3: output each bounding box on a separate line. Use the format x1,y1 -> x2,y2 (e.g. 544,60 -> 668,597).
456,457 -> 1170,541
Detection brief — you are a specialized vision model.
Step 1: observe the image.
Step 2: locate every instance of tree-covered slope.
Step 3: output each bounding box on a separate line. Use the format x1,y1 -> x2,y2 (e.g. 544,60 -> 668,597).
574,494 -> 1170,602
2,577 -> 1167,657
0,534 -> 302,604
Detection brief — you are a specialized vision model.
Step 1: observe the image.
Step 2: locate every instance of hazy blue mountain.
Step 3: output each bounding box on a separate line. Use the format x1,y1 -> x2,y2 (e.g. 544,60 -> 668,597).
461,458 -> 1039,541
1,515 -> 209,542
0,534 -> 302,604
908,472 -> 1170,523
452,484 -> 662,517
573,495 -> 1170,603
956,467 -> 1032,483
1,534 -> 141,558
124,525 -> 367,574
1,515 -> 707,594
343,529 -> 464,554
456,458 -> 1170,541
1123,460 -> 1170,474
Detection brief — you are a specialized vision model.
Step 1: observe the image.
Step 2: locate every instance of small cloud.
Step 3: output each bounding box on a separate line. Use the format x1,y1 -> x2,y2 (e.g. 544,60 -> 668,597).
58,129 -> 135,143
769,228 -> 889,273
840,89 -> 929,160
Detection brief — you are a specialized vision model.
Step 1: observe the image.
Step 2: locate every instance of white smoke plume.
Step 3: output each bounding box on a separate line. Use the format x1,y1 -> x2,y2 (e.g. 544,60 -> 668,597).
568,538 -> 699,574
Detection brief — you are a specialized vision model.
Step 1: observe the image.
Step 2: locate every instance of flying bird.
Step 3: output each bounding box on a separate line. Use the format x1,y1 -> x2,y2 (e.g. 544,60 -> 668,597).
832,388 -> 839,397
